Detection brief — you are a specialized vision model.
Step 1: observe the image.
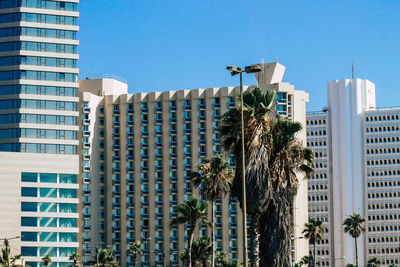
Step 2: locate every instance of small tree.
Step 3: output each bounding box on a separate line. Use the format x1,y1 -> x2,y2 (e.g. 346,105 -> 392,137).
69,251 -> 80,266
95,248 -> 115,267
367,257 -> 381,267
343,214 -> 366,267
180,237 -> 213,267
171,197 -> 210,267
42,255 -> 52,267
128,241 -> 142,267
299,254 -> 314,267
216,252 -> 240,267
302,218 -> 324,266
0,239 -> 21,267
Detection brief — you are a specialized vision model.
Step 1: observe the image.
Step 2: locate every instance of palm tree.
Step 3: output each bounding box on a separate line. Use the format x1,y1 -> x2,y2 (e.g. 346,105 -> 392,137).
128,241 -> 142,267
220,87 -> 314,267
216,252 -> 240,267
302,218 -> 324,266
95,248 -> 115,267
388,264 -> 397,267
367,257 -> 381,267
0,239 -> 21,267
42,255 -> 52,267
171,197 -> 210,267
69,251 -> 80,266
346,264 -> 356,267
299,254 -> 314,267
180,237 -> 213,267
191,153 -> 234,267
343,213 -> 366,267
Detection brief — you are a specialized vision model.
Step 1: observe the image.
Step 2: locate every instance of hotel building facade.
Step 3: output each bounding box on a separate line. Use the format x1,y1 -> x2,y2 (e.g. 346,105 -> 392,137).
307,79 -> 400,267
77,62 -> 311,266
0,1 -> 80,266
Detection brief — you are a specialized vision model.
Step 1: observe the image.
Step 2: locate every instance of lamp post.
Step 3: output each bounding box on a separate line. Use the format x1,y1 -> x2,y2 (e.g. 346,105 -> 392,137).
226,64 -> 262,267
141,236 -> 151,265
1,236 -> 21,267
290,235 -> 303,267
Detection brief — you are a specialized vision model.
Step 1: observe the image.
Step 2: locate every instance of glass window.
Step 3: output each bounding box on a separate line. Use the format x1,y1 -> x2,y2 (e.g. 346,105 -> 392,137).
40,173 -> 57,183
39,217 -> 57,228
21,202 -> 37,212
21,232 -> 37,242
21,217 -> 37,227
21,247 -> 37,257
59,218 -> 76,228
21,172 -> 37,182
59,247 -> 75,257
21,187 -> 37,197
59,189 -> 76,198
39,203 -> 56,213
39,188 -> 57,198
59,174 -> 76,184
59,203 -> 76,213
39,232 -> 56,242
59,233 -> 76,242
39,247 -> 56,257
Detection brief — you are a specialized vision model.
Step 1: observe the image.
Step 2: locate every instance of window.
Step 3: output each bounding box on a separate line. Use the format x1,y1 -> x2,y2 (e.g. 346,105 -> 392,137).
39,217 -> 57,227
21,172 -> 37,182
21,187 -> 37,197
21,232 -> 37,242
40,173 -> 57,183
21,247 -> 37,257
21,202 -> 37,212
21,217 -> 37,227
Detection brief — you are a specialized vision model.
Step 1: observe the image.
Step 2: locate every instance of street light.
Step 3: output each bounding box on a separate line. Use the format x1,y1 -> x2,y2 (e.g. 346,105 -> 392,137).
1,236 -> 21,267
226,63 -> 262,267
290,235 -> 303,267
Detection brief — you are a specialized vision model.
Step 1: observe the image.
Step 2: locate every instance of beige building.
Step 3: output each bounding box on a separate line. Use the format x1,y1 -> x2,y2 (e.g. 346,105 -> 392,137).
0,152 -> 80,267
77,63 -> 310,266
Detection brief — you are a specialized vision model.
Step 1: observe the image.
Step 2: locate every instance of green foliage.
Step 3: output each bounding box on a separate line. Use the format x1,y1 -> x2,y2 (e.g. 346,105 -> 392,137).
367,257 -> 381,267
299,254 -> 314,267
302,218 -> 325,266
191,154 -> 234,202
170,197 -> 210,228
42,255 -> 52,267
95,249 -> 116,267
346,264 -> 356,267
0,239 -> 22,267
179,237 -> 213,267
343,214 -> 366,239
216,252 -> 240,267
68,251 -> 80,266
127,241 -> 142,267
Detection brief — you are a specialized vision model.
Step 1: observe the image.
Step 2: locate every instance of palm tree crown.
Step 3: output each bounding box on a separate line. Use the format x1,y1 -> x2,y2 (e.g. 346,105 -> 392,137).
96,248 -> 115,267
343,213 -> 366,238
128,241 -> 142,267
171,197 -> 210,267
220,87 -> 314,266
191,153 -> 234,202
367,257 -> 381,267
42,255 -> 52,267
69,251 -> 80,266
303,218 -> 325,266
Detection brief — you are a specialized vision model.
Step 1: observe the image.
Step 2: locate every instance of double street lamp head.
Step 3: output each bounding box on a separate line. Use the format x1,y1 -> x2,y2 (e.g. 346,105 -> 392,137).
226,64 -> 262,76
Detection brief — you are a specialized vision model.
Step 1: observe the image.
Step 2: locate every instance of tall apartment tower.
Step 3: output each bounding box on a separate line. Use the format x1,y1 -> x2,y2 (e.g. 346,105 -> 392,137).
0,1 -> 80,267
77,63 -> 310,267
307,79 -> 400,267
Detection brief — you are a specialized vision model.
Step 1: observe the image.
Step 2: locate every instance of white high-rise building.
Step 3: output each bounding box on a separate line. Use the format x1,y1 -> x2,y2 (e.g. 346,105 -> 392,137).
307,79 -> 400,267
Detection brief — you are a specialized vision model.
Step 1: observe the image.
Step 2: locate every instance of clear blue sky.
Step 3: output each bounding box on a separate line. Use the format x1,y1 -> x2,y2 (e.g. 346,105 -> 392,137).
78,0 -> 400,111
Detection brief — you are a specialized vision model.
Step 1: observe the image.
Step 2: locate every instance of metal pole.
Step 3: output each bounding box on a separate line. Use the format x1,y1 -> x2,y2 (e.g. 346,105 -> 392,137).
240,71 -> 248,267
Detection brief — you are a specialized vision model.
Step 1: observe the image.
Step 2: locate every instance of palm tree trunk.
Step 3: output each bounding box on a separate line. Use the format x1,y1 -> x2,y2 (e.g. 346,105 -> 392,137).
133,254 -> 136,267
354,237 -> 358,267
313,243 -> 316,267
249,214 -> 260,267
211,201 -> 215,267
188,223 -> 196,267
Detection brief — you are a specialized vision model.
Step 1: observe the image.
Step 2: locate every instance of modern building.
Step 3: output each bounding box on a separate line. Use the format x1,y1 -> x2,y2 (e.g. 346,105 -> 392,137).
77,62 -> 311,266
0,1 -> 80,266
307,79 -> 400,267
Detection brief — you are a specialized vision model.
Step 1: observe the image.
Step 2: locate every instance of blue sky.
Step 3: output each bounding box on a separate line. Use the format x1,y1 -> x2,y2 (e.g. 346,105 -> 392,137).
78,0 -> 400,111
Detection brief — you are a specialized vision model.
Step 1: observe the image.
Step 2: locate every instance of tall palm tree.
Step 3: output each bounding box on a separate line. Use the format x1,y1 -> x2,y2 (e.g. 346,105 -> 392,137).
302,218 -> 325,266
343,213 -> 366,267
96,248 -> 115,267
220,87 -> 314,267
171,197 -> 210,267
367,257 -> 381,267
191,153 -> 234,267
42,255 -> 52,267
299,254 -> 314,267
69,251 -> 80,266
128,241 -> 142,267
180,237 -> 213,267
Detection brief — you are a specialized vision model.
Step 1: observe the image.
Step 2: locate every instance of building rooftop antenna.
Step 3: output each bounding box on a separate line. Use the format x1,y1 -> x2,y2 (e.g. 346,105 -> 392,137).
351,61 -> 355,79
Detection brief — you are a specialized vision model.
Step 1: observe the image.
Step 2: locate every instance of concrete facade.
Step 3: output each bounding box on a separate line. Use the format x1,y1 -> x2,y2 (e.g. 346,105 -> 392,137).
307,79 -> 400,267
77,63 -> 310,266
